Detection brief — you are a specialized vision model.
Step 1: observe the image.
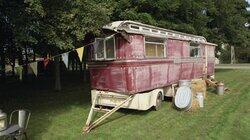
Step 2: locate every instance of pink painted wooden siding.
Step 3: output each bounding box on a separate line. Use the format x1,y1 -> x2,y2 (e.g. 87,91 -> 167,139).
89,34 -> 215,94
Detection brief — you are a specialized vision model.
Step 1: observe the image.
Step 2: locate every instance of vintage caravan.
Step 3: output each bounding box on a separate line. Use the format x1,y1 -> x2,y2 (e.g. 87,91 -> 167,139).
84,21 -> 216,132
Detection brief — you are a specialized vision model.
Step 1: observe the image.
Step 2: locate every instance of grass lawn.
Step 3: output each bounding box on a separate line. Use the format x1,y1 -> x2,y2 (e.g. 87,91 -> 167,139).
0,69 -> 250,140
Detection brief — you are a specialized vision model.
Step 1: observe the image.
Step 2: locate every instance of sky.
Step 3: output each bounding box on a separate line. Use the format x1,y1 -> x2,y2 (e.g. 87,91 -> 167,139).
247,0 -> 250,11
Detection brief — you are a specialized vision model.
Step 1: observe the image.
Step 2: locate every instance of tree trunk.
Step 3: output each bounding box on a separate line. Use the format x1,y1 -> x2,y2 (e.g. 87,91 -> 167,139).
54,56 -> 61,91
23,45 -> 28,81
75,59 -> 78,71
79,61 -> 83,72
83,61 -> 87,82
72,59 -> 75,71
11,46 -> 16,76
231,45 -> 235,64
11,58 -> 15,76
33,50 -> 36,61
83,49 -> 87,82
0,46 -> 6,83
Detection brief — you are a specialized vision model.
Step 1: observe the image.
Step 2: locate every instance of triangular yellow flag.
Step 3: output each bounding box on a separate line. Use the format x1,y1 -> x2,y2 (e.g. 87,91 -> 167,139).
29,62 -> 38,76
76,47 -> 84,62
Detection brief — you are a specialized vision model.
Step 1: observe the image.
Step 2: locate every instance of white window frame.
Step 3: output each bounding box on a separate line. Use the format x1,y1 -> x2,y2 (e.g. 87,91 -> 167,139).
144,36 -> 166,58
94,36 -> 116,60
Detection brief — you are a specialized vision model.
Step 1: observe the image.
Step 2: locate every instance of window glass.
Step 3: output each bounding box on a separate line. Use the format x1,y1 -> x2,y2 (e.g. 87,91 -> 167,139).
152,29 -> 159,33
157,44 -> 165,57
160,31 -> 166,35
146,43 -> 157,57
142,28 -> 150,32
189,42 -> 201,57
94,37 -> 115,60
190,46 -> 200,57
130,25 -> 139,30
95,39 -> 104,59
105,37 -> 115,59
145,37 -> 165,58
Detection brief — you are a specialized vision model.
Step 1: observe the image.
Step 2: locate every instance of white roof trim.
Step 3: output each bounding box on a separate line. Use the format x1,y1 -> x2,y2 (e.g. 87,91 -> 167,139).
103,20 -> 216,46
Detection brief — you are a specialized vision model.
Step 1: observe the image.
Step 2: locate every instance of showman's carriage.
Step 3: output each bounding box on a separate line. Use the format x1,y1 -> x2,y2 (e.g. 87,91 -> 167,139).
84,21 -> 216,132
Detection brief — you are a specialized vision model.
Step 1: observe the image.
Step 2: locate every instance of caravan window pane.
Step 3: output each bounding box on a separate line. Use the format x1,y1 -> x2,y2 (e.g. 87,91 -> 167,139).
94,36 -> 116,60
105,37 -> 115,59
190,47 -> 201,57
157,44 -> 165,57
146,43 -> 157,57
189,42 -> 201,57
145,37 -> 165,58
95,39 -> 104,59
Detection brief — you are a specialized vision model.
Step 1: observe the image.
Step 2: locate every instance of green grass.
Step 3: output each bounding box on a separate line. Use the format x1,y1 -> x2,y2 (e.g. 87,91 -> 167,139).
0,70 -> 250,140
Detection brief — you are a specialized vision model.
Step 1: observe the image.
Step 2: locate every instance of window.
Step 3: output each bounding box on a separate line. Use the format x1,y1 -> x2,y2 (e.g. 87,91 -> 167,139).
95,39 -> 104,59
160,31 -> 166,35
94,36 -> 115,60
190,42 -> 201,57
145,37 -> 166,58
151,29 -> 159,33
130,25 -> 140,30
105,37 -> 115,59
142,28 -> 150,32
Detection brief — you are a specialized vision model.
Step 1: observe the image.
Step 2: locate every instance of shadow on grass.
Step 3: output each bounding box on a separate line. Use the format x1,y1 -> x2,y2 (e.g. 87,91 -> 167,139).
0,72 -> 91,139
0,71 -> 155,139
0,71 -> 176,139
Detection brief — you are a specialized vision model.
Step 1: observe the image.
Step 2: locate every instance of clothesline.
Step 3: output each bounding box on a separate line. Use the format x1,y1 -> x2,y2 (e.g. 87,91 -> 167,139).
1,33 -> 118,80
49,41 -> 96,61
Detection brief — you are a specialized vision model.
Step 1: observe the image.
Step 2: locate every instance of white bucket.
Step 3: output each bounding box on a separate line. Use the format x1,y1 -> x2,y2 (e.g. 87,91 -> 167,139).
217,82 -> 225,95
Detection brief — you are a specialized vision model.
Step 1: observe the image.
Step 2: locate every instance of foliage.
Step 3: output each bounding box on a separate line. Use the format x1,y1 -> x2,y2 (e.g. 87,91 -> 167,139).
0,0 -> 249,60
113,0 -> 249,45
219,48 -> 231,63
111,0 -> 250,62
0,0 -> 114,50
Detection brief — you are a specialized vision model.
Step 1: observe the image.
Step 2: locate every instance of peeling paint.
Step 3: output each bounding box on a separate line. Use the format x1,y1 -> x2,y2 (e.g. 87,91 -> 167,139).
89,34 -> 215,94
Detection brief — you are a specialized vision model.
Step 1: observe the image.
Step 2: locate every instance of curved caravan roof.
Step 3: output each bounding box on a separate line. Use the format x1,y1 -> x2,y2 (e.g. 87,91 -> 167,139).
103,20 -> 217,46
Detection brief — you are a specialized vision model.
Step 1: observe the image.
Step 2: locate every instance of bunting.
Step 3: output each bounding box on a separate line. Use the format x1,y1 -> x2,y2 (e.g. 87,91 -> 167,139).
15,66 -> 23,80
29,62 -> 38,76
0,37 -> 103,81
76,47 -> 84,62
62,52 -> 69,68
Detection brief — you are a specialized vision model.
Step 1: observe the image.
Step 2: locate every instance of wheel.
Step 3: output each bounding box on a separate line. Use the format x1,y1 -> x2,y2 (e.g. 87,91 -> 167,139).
154,92 -> 162,111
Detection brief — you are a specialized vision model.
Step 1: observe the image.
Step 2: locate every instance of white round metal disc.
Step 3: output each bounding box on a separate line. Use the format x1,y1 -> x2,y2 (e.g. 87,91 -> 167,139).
174,86 -> 192,109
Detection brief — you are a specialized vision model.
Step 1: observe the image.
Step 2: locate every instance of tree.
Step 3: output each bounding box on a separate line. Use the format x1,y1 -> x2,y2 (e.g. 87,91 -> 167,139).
0,0 -> 115,89
208,0 -> 250,62
111,0 -> 249,62
1,0 -> 249,88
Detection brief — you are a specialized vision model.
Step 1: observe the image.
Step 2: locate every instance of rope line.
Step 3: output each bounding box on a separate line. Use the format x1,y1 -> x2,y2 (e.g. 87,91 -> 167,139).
3,41 -> 95,71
